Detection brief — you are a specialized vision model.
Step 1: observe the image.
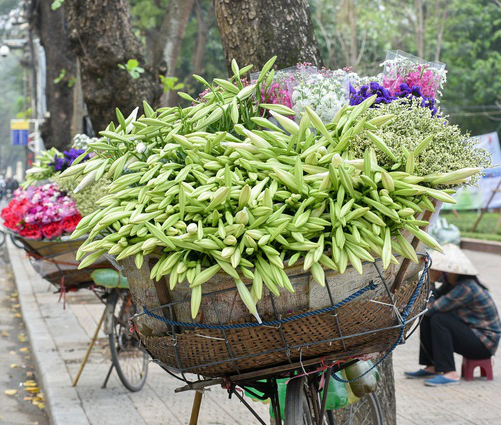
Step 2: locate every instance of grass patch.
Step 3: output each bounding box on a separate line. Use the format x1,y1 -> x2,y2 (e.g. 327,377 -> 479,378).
440,211 -> 501,241
459,232 -> 501,242
441,211 -> 500,234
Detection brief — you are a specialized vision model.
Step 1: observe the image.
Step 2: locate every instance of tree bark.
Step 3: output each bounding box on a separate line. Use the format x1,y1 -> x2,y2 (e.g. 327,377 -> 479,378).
374,354 -> 397,425
30,0 -> 78,150
214,0 -> 323,73
65,0 -> 162,134
434,6 -> 448,62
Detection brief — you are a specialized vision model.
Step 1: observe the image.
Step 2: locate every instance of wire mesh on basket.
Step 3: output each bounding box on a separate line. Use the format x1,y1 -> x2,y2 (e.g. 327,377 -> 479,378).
130,254 -> 431,379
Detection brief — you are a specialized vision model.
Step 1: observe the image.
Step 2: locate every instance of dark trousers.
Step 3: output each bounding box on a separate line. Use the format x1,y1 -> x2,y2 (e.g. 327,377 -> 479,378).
419,312 -> 491,373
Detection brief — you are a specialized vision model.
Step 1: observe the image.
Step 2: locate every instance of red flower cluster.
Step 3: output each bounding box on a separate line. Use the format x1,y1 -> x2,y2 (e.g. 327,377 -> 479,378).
1,189 -> 82,240
61,213 -> 81,233
1,198 -> 29,232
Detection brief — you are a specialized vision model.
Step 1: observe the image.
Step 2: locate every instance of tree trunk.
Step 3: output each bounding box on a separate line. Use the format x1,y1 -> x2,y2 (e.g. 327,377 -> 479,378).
153,0 -> 195,106
30,0 -> 78,150
65,0 -> 162,134
214,0 -> 323,72
434,8 -> 448,62
414,0 -> 425,58
192,2 -> 212,75
374,354 -> 397,425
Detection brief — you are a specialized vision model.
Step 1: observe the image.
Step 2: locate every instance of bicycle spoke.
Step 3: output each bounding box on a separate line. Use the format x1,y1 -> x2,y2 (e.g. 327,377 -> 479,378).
109,291 -> 148,391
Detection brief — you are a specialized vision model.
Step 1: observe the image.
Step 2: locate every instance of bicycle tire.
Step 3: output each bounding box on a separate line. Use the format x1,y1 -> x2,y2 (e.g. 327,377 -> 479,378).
0,231 -> 5,247
285,377 -> 314,425
107,290 -> 148,392
9,235 -> 24,249
327,393 -> 383,425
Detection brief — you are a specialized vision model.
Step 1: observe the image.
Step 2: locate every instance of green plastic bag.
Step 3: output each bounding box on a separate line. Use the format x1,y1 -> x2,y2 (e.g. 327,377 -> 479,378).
245,369 -> 363,419
321,373 -> 349,410
266,373 -> 349,418
269,378 -> 287,419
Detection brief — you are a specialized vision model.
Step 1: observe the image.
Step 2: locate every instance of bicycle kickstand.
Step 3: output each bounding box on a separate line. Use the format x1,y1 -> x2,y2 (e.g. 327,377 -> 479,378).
102,363 -> 114,389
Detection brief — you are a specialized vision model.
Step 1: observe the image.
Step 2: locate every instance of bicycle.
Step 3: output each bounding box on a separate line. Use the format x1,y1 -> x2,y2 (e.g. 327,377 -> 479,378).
103,288 -> 148,392
174,358 -> 384,425
0,227 -> 25,249
4,230 -> 149,392
131,253 -> 430,424
285,372 -> 383,425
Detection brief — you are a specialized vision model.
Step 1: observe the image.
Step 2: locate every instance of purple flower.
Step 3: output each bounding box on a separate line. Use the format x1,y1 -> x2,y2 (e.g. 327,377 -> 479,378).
350,81 -> 395,106
350,81 -> 439,116
49,149 -> 89,173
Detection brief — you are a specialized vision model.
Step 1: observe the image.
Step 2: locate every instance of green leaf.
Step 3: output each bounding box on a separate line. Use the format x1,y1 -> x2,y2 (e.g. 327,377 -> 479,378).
51,0 -> 64,10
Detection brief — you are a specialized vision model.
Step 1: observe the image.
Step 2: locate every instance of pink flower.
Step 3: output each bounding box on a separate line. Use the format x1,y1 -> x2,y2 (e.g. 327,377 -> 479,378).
1,182 -> 80,240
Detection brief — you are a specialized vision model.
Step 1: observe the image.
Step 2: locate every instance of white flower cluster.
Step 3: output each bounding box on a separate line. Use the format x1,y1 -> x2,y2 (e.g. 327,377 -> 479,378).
348,72 -> 383,90
291,72 -> 349,123
71,134 -> 98,150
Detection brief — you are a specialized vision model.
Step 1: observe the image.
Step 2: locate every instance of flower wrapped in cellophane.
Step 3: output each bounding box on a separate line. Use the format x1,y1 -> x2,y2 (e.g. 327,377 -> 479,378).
257,63 -> 350,123
381,50 -> 446,100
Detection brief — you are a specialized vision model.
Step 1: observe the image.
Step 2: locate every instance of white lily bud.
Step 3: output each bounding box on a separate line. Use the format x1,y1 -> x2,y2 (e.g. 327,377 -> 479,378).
186,223 -> 198,234
235,208 -> 249,225
136,142 -> 146,154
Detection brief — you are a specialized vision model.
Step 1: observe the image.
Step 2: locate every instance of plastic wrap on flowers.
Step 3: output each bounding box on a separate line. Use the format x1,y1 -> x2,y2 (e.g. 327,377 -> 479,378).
347,50 -> 444,117
254,64 -> 350,123
382,50 -> 446,99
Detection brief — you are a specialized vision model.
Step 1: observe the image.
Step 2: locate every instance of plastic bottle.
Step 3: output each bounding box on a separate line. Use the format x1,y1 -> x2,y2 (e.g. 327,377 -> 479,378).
345,360 -> 380,397
342,370 -> 360,406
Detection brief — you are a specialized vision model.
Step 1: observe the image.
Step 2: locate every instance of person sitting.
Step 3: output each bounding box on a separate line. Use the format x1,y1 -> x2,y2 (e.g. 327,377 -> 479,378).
405,243 -> 501,386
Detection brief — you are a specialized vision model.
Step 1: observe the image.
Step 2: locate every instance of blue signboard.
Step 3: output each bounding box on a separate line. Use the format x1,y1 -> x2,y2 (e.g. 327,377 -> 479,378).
11,120 -> 30,146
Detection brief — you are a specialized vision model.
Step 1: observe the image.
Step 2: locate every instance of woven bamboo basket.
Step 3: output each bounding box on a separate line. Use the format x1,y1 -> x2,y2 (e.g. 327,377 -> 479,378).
123,243 -> 429,377
12,235 -> 109,289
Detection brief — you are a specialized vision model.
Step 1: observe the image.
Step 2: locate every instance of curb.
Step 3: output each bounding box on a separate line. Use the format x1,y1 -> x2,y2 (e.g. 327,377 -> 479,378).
7,239 -> 91,425
461,237 -> 501,256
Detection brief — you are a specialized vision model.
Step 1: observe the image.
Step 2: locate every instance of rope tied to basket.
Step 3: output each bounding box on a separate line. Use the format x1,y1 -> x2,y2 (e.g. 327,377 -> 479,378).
137,280 -> 379,330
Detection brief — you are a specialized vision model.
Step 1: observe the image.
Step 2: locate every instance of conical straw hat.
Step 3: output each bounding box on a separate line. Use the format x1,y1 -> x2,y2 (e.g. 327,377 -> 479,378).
429,243 -> 478,276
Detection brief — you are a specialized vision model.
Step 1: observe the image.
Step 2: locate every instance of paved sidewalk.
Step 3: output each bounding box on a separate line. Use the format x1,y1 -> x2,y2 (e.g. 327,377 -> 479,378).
6,239 -> 268,425
0,248 -> 49,425
394,249 -> 501,425
6,238 -> 501,425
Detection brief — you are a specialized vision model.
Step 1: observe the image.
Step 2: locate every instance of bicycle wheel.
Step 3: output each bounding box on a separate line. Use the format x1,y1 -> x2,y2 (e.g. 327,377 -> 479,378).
284,377 -> 314,425
9,234 -> 24,249
107,290 -> 148,392
327,393 -> 383,425
0,231 -> 5,247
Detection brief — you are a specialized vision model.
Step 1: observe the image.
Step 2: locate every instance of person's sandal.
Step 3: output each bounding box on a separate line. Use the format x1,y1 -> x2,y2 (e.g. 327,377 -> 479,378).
424,375 -> 460,387
404,369 -> 436,379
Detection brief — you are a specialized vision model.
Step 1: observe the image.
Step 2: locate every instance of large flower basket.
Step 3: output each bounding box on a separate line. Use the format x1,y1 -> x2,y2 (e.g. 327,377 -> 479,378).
123,241 -> 430,378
